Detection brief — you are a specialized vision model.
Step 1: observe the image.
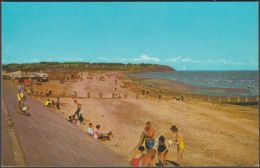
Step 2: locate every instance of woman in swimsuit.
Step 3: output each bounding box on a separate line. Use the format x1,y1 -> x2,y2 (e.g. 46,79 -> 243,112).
154,135 -> 169,166
171,125 -> 185,166
131,146 -> 145,167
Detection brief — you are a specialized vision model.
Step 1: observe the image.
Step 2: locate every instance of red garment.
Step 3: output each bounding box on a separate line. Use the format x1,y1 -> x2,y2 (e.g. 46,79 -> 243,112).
132,158 -> 140,167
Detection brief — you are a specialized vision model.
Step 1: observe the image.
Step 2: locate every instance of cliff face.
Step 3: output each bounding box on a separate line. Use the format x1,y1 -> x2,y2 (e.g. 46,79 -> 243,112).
140,65 -> 176,72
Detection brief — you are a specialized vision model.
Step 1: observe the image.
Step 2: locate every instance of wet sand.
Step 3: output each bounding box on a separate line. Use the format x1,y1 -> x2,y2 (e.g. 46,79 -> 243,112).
20,71 -> 259,166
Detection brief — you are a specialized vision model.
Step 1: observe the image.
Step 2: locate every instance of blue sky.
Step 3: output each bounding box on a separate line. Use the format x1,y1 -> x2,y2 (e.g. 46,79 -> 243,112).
2,2 -> 258,70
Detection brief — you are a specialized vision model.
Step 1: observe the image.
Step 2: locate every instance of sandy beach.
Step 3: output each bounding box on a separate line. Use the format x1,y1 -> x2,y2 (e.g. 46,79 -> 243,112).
20,71 -> 259,166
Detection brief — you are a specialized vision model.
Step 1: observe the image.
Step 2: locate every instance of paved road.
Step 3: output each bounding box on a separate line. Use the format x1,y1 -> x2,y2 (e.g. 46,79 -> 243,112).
1,98 -> 16,166
2,80 -> 129,167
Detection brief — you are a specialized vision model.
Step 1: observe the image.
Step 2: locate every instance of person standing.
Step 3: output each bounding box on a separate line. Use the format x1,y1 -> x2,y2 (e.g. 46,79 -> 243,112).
17,79 -> 26,112
73,100 -> 82,119
56,97 -> 60,109
134,122 -> 155,153
146,88 -> 149,96
142,86 -> 145,95
170,125 -> 185,166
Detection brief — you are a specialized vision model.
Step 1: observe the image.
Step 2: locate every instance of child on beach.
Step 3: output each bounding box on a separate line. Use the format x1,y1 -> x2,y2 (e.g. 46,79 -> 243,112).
51,100 -> 56,109
131,146 -> 145,167
93,125 -> 113,141
45,99 -> 51,107
88,123 -> 94,137
20,102 -> 30,115
170,125 -> 185,166
153,135 -> 169,166
46,89 -> 50,97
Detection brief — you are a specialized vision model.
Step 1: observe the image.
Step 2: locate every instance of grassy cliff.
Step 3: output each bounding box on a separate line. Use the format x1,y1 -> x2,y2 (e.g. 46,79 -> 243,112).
2,62 -> 175,72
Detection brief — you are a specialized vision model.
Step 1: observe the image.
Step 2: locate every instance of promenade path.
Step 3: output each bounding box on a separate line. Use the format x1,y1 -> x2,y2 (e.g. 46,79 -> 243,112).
2,81 -> 129,167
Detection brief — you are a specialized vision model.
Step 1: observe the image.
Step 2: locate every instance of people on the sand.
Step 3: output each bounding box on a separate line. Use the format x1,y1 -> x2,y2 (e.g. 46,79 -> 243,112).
141,148 -> 156,167
131,146 -> 145,167
153,135 -> 169,166
56,97 -> 60,109
93,125 -> 113,140
144,122 -> 155,152
79,114 -> 84,124
134,122 -> 155,153
146,88 -> 149,96
21,102 -> 30,114
73,100 -> 82,119
159,90 -> 162,99
142,86 -> 145,95
88,123 -> 94,137
114,88 -> 118,96
46,89 -> 50,97
171,125 -> 185,166
72,91 -> 77,99
45,99 -> 51,106
17,79 -> 26,112
51,100 -> 56,109
124,91 -> 128,99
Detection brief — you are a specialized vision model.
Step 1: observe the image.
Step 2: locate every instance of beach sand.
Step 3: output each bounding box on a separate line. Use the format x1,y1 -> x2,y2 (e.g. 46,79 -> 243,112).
22,71 -> 259,166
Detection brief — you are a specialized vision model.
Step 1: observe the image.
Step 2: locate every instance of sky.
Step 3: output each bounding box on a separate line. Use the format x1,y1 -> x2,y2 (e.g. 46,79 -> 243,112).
2,2 -> 259,71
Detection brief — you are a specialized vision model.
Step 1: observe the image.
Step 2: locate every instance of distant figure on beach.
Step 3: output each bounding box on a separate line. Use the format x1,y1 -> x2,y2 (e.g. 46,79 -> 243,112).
142,86 -> 145,95
134,122 -> 155,153
124,91 -> 128,99
51,100 -> 56,109
141,148 -> 156,167
153,135 -> 169,166
88,123 -> 94,137
27,88 -> 31,95
159,90 -> 162,99
56,97 -> 60,109
46,89 -> 50,97
72,91 -> 77,99
131,146 -> 145,167
115,79 -> 118,85
114,88 -> 119,97
170,125 -> 185,166
146,88 -> 149,96
73,100 -> 82,119
45,99 -> 51,107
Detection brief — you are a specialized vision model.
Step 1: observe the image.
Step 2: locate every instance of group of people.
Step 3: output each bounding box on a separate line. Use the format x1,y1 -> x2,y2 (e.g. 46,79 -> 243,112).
113,87 -> 128,99
142,86 -> 163,99
67,100 -> 113,142
132,122 -> 185,167
87,123 -> 113,141
45,97 -> 60,110
17,79 -> 30,115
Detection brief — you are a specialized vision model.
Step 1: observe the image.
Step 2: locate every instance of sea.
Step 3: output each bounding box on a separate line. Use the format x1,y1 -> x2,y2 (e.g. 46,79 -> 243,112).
127,71 -> 259,97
